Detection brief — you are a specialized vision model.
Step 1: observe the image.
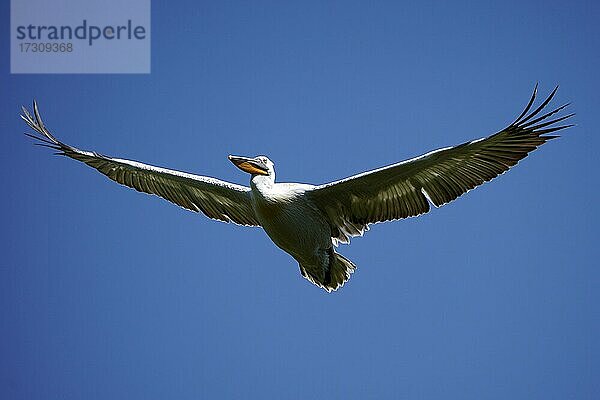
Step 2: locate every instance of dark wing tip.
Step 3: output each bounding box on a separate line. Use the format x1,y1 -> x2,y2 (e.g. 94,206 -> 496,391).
508,85 -> 574,137
21,101 -> 72,155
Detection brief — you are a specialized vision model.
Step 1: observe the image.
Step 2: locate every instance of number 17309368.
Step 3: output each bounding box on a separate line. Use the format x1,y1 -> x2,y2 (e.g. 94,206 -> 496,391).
19,42 -> 73,52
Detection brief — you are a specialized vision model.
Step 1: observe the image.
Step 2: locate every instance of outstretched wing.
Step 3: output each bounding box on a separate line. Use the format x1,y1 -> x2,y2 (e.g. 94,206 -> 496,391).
306,85 -> 574,244
22,102 -> 260,227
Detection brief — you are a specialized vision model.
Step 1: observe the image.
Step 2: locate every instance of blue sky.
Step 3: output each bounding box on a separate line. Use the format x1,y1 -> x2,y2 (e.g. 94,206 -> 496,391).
1,1 -> 598,399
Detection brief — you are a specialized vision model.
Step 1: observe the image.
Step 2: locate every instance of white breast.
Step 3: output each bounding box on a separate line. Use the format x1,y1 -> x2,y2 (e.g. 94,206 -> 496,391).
251,181 -> 331,262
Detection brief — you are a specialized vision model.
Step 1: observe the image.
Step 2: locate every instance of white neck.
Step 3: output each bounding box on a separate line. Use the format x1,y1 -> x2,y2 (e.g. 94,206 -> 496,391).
251,174 -> 275,194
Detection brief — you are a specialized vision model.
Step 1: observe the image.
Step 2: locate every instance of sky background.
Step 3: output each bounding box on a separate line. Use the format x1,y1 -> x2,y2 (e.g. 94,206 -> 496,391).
1,1 -> 598,399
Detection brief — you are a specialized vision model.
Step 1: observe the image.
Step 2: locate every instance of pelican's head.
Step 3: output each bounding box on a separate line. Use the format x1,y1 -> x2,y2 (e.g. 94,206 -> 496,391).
228,155 -> 275,177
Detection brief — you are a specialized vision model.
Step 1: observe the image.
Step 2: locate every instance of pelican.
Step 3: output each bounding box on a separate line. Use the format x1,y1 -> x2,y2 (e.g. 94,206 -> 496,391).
22,85 -> 573,292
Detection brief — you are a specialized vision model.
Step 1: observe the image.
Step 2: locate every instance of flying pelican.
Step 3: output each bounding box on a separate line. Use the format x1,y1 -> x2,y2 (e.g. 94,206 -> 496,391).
22,85 -> 573,292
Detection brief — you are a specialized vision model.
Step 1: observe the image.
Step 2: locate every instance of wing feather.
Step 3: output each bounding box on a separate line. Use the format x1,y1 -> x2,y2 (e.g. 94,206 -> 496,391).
306,85 -> 573,244
22,102 -> 259,227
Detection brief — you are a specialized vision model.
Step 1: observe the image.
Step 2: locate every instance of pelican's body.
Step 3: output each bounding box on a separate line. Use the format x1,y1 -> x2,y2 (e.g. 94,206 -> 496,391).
251,177 -> 322,261
22,85 -> 573,292
248,175 -> 351,288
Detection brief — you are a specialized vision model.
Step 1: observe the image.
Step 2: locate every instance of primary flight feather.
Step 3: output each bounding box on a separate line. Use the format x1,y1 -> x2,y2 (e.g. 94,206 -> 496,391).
23,85 -> 573,292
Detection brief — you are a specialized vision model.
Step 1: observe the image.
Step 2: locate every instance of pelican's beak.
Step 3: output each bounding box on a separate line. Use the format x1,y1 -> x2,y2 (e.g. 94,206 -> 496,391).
228,155 -> 269,176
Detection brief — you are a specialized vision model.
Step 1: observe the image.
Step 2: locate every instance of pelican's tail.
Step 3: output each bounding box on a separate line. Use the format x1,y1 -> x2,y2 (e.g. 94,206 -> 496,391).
299,251 -> 357,293
326,252 -> 357,292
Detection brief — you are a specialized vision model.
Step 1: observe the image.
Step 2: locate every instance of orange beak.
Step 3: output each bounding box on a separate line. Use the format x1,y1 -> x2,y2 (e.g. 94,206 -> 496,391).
228,155 -> 269,176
